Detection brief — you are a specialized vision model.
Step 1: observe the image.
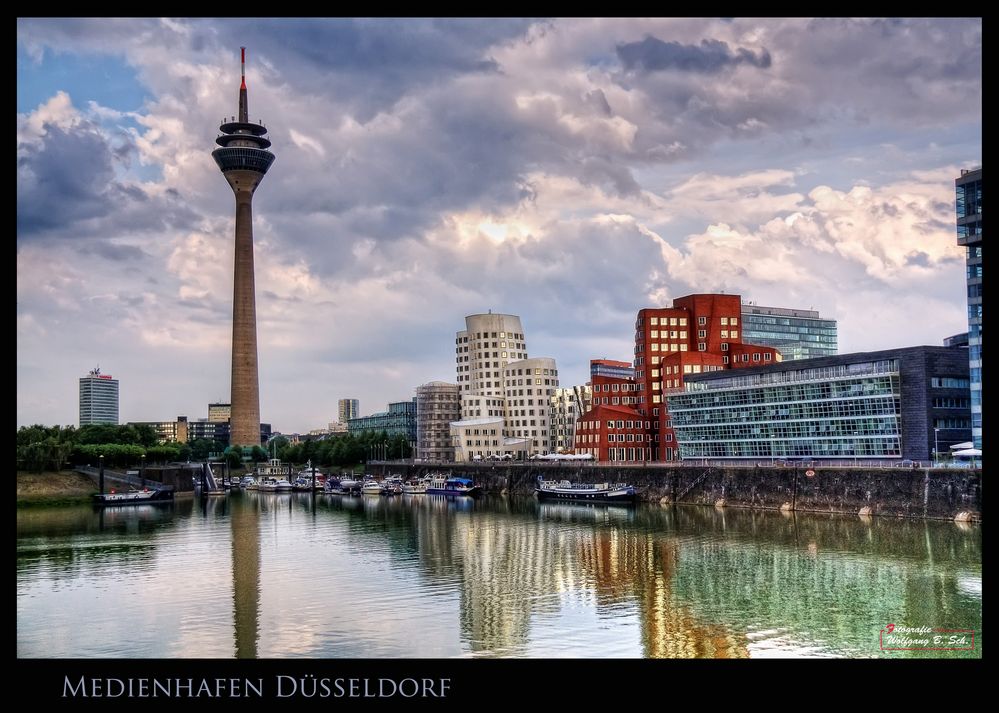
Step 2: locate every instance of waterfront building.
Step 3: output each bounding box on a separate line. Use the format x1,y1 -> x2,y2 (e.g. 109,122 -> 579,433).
574,359 -> 645,461
450,312 -> 560,461
416,382 -> 461,462
79,366 -> 119,425
187,419 -> 271,447
944,332 -> 969,349
212,47 -> 275,447
550,385 -> 592,453
740,303 -> 838,360
635,294 -> 781,461
127,416 -> 189,444
667,345 -> 971,461
348,399 -> 417,448
338,398 -> 360,424
328,421 -> 348,433
956,167 -> 982,449
208,402 -> 231,423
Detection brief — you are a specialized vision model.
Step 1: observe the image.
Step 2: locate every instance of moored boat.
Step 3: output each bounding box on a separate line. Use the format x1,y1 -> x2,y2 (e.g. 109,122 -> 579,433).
426,476 -> 481,496
93,488 -> 174,506
534,478 -> 637,504
361,480 -> 386,496
401,476 -> 430,495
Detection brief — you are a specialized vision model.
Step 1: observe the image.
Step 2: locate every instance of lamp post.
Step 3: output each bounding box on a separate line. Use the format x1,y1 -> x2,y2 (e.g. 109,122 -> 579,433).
140,453 -> 146,488
99,454 -> 105,494
852,432 -> 859,467
934,427 -> 940,467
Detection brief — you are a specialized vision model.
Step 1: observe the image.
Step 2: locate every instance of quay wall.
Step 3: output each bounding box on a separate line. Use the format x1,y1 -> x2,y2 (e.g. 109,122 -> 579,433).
366,463 -> 982,521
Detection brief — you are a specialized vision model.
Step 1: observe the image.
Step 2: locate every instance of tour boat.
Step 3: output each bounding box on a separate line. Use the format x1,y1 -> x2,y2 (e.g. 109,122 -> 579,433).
534,478 -> 637,504
426,476 -> 480,496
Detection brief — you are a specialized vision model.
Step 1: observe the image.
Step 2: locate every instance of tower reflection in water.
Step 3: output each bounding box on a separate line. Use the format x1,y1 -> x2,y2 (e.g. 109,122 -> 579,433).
230,492 -> 260,658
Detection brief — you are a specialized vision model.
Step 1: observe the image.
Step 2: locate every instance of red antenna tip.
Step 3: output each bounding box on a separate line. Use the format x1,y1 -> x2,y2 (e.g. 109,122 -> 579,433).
240,47 -> 246,89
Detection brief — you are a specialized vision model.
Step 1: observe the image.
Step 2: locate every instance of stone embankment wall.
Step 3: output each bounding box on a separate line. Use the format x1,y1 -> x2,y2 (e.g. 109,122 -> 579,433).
367,463 -> 982,521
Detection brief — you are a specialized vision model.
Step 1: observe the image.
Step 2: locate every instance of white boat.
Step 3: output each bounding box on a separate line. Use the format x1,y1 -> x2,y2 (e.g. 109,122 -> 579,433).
273,478 -> 293,492
257,477 -> 278,492
240,476 -> 256,489
361,480 -> 386,495
401,476 -> 430,495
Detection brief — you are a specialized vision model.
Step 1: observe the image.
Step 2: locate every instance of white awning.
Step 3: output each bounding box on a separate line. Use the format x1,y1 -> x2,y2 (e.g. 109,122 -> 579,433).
949,441 -> 974,451
952,448 -> 982,457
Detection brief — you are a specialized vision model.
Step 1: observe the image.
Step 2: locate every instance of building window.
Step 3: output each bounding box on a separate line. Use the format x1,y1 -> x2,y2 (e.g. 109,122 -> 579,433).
650,317 -> 659,325
731,318 -> 738,326
731,331 -> 738,339
698,317 -> 707,326
721,330 -> 729,339
720,317 -> 728,325
753,353 -> 761,361
698,343 -> 706,351
721,342 -> 729,351
723,356 -> 729,364
698,329 -> 707,338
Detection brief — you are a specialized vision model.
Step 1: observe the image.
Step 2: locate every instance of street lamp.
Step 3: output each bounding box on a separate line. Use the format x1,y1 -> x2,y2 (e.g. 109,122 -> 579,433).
140,453 -> 146,488
99,453 -> 105,495
934,427 -> 940,466
852,432 -> 859,467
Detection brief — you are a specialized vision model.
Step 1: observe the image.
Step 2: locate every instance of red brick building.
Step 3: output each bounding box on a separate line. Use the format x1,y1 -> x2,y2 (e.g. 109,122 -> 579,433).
635,294 -> 781,460
575,359 -> 649,461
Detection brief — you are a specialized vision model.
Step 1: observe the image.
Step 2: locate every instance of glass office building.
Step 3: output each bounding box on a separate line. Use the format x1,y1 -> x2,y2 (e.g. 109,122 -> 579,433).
348,399 -> 418,446
667,346 -> 970,461
740,304 -> 838,361
956,168 -> 982,449
79,367 -> 119,425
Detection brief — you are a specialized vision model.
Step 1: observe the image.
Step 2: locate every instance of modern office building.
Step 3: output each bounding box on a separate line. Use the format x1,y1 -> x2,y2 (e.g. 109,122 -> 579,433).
667,346 -> 971,462
740,303 -> 838,360
416,382 -> 461,462
956,167 -> 982,449
212,47 -> 276,447
338,398 -> 360,424
127,416 -> 188,444
944,332 -> 969,349
634,294 -> 782,461
550,384 -> 592,453
79,367 -> 119,425
348,399 -> 417,448
208,402 -> 231,423
187,420 -> 271,447
450,312 -> 560,461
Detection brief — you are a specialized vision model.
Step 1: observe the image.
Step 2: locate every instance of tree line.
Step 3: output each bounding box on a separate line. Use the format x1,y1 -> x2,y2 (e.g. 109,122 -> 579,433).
17,424 -> 412,473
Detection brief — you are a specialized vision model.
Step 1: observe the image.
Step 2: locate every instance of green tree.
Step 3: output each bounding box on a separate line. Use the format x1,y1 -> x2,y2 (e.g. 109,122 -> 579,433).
223,447 -> 243,470
250,445 -> 268,463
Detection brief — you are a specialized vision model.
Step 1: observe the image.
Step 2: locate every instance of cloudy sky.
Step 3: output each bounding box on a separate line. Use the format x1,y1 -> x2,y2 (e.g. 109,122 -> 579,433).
17,18 -> 981,432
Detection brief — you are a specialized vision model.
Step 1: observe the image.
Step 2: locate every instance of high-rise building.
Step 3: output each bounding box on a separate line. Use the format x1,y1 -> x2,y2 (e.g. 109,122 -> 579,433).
416,382 -> 461,462
208,402 -> 231,423
740,303 -> 838,360
212,47 -> 275,447
635,294 -> 781,461
79,367 -> 119,425
450,312 -> 559,461
956,167 -> 982,450
669,345 -> 971,462
338,399 -> 360,424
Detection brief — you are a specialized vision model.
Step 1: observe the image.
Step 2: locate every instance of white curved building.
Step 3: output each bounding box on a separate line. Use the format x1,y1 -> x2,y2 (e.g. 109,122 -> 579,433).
451,313 -> 559,461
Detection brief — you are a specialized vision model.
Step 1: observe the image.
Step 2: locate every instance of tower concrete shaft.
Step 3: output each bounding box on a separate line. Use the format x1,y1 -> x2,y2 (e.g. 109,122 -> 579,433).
212,47 -> 275,447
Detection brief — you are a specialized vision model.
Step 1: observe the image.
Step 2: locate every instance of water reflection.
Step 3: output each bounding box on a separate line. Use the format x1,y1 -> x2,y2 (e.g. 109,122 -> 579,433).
17,494 -> 981,658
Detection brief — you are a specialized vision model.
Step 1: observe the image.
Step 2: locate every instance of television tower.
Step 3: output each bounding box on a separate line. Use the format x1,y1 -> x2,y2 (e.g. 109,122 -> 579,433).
212,47 -> 275,447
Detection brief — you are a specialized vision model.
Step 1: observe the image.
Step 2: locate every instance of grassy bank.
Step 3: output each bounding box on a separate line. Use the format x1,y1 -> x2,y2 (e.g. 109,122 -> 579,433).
17,470 -> 97,507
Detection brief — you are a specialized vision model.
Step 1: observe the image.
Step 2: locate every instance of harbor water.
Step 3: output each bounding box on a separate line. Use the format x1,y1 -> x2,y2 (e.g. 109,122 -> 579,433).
17,492 -> 982,658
